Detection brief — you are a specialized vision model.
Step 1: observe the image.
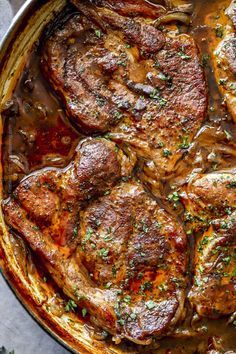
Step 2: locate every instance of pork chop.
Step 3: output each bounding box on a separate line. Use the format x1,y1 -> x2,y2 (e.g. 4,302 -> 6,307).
41,0 -> 207,184
181,171 -> 236,317
2,138 -> 187,344
211,0 -> 236,122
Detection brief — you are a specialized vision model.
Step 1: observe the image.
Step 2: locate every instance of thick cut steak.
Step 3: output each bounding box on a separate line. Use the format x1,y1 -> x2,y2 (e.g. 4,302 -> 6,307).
41,0 -> 207,183
3,138 -> 187,344
181,171 -> 236,317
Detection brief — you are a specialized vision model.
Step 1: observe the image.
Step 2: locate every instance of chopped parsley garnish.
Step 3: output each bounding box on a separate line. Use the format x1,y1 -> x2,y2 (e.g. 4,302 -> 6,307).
157,72 -> 171,81
219,78 -> 227,86
73,226 -> 78,237
130,313 -> 137,320
179,135 -> 190,149
168,191 -> 180,203
137,272 -> 143,280
123,295 -> 131,304
96,97 -> 106,107
220,220 -> 229,229
215,25 -> 224,38
104,282 -> 112,289
65,299 -> 77,312
162,149 -> 172,157
229,83 -> 236,91
227,180 -> 236,188
82,308 -> 87,317
222,256 -> 231,264
32,225 -> 39,231
142,223 -> 149,233
146,300 -> 156,310
202,54 -> 210,67
158,282 -> 168,292
113,110 -> 123,122
117,318 -> 125,326
150,88 -> 159,99
178,50 -> 191,60
140,280 -> 153,292
95,29 -> 102,38
98,248 -> 109,259
82,227 -> 93,246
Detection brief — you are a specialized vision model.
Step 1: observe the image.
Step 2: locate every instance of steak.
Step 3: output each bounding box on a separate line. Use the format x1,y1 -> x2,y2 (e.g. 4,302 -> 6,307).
181,171 -> 236,317
3,138 -> 187,344
41,0 -> 207,184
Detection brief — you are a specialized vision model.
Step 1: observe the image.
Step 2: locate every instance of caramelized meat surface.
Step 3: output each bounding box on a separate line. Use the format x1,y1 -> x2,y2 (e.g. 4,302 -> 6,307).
42,0 -> 207,180
212,0 -> 236,121
3,0 -> 236,350
181,171 -> 236,317
3,139 -> 187,344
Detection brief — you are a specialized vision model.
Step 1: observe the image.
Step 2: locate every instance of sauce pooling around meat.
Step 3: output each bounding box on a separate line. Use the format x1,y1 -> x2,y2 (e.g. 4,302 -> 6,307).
1,0 -> 236,352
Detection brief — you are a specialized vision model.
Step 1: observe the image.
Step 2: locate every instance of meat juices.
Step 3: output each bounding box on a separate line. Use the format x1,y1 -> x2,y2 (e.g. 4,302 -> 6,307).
2,0 -> 236,350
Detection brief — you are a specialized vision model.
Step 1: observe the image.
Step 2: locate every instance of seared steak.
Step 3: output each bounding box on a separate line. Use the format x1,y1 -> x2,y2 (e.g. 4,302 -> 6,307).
2,138 -> 187,344
41,0 -> 207,182
181,171 -> 236,317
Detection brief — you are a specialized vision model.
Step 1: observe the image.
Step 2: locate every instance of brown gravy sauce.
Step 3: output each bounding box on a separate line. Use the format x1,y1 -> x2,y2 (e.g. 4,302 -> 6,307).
2,0 -> 236,352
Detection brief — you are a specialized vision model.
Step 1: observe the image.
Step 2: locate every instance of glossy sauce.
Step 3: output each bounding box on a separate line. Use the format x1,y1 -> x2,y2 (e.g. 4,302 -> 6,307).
2,0 -> 236,352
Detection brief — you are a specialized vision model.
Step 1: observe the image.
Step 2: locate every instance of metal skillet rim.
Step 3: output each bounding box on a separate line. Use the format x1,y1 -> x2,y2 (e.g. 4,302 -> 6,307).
0,1 -> 78,353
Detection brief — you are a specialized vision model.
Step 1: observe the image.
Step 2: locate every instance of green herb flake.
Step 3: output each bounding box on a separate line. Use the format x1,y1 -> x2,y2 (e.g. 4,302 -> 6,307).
215,25 -> 224,38
162,149 -> 172,157
96,97 -> 106,107
168,191 -> 180,203
98,248 -> 109,259
178,51 -> 191,60
117,318 -> 125,326
104,282 -> 112,289
222,256 -> 231,264
146,300 -> 156,310
65,299 -> 77,312
32,225 -> 39,231
202,54 -> 210,67
123,295 -> 131,304
157,72 -> 170,81
179,135 -> 190,149
227,180 -> 236,188
82,308 -> 87,317
95,29 -> 102,38
73,226 -> 78,237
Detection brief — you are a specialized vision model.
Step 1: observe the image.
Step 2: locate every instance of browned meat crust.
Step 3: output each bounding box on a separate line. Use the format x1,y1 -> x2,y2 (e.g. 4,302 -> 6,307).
212,0 -> 236,121
3,138 -> 187,344
181,171 -> 236,317
41,0 -> 207,181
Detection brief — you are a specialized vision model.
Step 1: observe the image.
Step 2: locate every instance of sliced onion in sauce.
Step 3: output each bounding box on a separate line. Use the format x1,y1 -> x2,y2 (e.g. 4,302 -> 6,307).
154,11 -> 191,27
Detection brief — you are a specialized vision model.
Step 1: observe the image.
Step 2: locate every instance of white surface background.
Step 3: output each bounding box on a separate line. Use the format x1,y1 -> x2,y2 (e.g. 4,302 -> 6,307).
0,1 -> 70,353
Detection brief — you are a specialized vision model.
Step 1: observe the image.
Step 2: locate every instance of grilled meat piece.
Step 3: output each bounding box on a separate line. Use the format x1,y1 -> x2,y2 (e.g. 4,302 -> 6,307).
181,171 -> 236,317
89,0 -> 167,18
2,140 -> 187,344
212,0 -> 236,122
182,171 -> 236,222
3,138 -> 129,247
189,216 -> 236,318
41,0 -> 207,182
